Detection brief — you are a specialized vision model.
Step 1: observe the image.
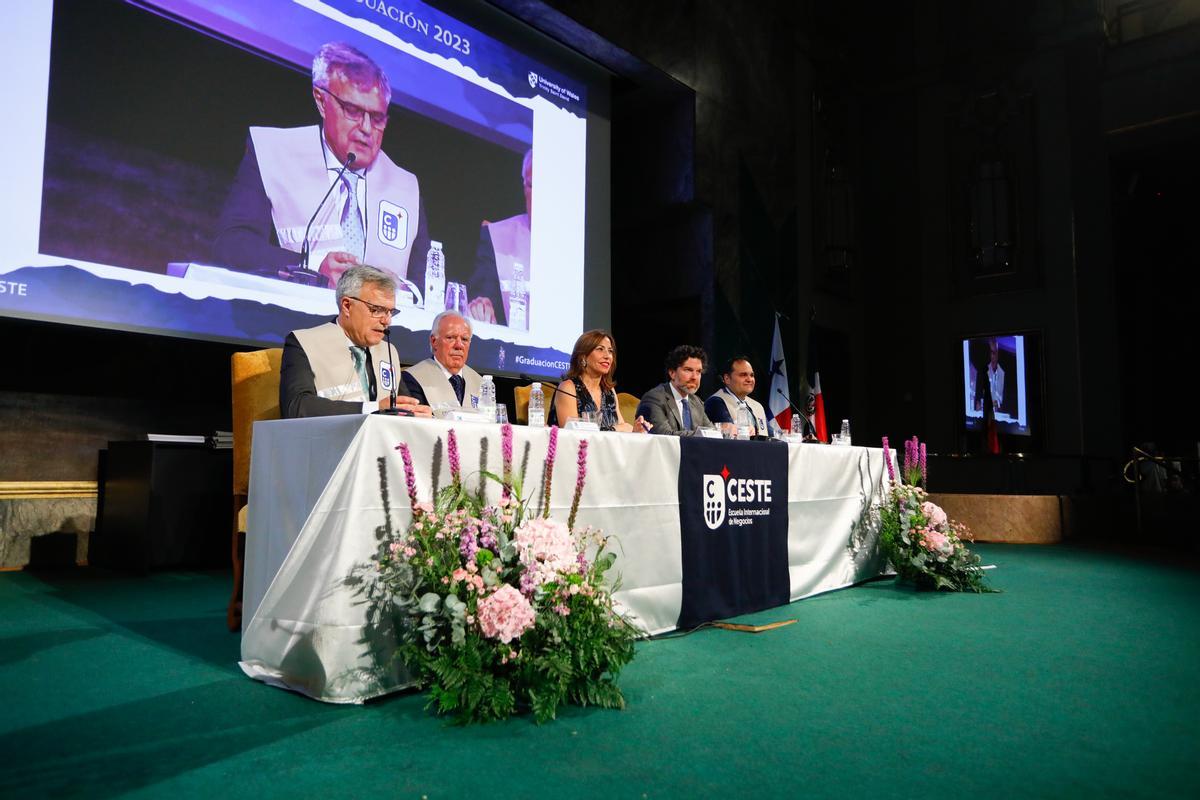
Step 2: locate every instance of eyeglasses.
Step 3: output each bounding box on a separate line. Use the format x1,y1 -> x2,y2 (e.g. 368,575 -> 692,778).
347,295 -> 397,319
316,85 -> 389,128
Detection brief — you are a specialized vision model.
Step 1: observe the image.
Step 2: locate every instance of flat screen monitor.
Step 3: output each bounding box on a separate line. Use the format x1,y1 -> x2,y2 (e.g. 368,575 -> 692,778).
0,0 -> 612,378
961,332 -> 1040,437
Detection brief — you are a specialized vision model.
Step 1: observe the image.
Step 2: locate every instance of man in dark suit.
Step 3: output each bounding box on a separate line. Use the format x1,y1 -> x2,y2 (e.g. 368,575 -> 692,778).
637,345 -> 713,435
279,265 -> 431,418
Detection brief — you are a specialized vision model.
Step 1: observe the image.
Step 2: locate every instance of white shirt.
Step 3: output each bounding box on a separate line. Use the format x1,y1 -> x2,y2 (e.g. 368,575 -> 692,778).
321,135 -> 367,220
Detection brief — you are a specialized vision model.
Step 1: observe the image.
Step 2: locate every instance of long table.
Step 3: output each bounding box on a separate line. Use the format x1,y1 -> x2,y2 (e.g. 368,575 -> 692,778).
240,415 -> 891,703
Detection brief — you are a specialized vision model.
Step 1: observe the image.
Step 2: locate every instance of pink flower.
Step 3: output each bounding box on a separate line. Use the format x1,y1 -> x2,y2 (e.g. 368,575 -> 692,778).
568,439 -> 589,531
919,529 -> 952,555
882,436 -> 895,483
476,584 -> 536,643
452,568 -> 469,582
542,426 -> 559,516
513,517 -> 576,590
501,423 -> 514,501
921,501 -> 948,528
395,442 -> 419,509
447,428 -> 461,483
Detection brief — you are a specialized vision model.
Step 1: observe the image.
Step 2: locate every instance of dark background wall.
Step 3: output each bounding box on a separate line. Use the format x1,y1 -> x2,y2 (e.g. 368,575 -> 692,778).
4,1 -> 1199,514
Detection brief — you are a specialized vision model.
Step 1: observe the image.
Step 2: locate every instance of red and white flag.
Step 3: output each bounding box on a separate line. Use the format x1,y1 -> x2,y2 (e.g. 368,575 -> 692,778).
804,324 -> 829,442
808,370 -> 829,443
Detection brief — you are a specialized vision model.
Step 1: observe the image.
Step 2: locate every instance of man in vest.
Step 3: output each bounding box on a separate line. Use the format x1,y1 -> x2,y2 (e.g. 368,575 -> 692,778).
213,42 -> 430,292
704,356 -> 769,436
401,311 -> 483,410
280,265 -> 430,418
466,149 -> 531,329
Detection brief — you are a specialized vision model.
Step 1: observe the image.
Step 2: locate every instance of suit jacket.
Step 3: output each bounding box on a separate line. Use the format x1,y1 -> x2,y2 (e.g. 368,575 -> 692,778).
401,357 -> 482,408
279,321 -> 410,418
637,382 -> 712,435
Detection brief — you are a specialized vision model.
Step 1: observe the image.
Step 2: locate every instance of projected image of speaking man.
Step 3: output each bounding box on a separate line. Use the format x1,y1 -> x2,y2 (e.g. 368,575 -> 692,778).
466,148 -> 532,329
213,42 -> 430,289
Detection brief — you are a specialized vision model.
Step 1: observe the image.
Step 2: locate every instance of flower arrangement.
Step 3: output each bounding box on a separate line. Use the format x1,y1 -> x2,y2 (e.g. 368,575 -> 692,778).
878,436 -> 993,592
377,424 -> 637,723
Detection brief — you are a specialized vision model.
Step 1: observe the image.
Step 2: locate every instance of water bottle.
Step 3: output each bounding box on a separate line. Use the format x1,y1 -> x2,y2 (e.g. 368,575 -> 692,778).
424,240 -> 446,311
840,419 -> 851,445
527,382 -> 545,428
508,261 -> 528,330
479,375 -> 497,420
736,405 -> 753,440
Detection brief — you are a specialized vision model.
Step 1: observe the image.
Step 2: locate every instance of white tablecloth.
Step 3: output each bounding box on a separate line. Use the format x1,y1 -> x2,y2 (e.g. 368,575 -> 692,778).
240,416 -> 891,702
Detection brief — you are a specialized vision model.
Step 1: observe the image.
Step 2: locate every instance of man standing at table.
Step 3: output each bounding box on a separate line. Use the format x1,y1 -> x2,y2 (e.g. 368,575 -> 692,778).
401,311 -> 483,410
637,345 -> 713,435
213,41 -> 430,288
280,265 -> 429,418
704,356 -> 769,435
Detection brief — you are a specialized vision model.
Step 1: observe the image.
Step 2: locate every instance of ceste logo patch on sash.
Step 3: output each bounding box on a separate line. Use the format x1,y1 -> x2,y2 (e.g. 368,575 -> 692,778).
378,201 -> 409,250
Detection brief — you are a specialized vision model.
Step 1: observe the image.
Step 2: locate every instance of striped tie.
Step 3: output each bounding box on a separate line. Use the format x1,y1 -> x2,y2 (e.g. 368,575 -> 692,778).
341,171 -> 365,262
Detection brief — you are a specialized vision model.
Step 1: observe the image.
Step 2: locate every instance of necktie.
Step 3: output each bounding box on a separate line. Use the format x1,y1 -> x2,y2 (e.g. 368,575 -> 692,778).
449,373 -> 466,406
350,346 -> 370,397
740,400 -> 757,434
340,171 -> 365,262
681,395 -> 693,430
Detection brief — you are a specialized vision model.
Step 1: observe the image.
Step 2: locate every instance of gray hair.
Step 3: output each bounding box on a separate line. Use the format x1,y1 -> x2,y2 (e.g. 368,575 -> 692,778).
521,148 -> 533,181
312,42 -> 392,104
429,310 -> 471,352
336,265 -> 396,305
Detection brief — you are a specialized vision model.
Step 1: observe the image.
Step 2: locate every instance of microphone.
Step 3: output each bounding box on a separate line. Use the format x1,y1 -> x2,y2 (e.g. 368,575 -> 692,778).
775,388 -> 814,438
375,326 -> 412,416
519,373 -> 569,402
287,152 -> 357,287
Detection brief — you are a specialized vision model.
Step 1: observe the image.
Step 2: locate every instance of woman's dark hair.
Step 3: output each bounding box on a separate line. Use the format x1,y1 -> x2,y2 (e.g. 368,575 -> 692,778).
565,329 -> 618,393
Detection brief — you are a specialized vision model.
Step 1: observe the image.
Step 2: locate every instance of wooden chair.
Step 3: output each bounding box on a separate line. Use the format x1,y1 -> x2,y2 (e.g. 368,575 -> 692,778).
228,348 -> 283,631
513,382 -> 558,424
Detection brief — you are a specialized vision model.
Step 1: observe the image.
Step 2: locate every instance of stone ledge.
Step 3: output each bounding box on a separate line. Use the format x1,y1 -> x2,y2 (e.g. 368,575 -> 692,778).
0,496 -> 96,568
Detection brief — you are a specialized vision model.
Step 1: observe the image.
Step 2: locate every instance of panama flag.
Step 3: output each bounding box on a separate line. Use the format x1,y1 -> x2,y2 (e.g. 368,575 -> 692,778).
767,315 -> 792,435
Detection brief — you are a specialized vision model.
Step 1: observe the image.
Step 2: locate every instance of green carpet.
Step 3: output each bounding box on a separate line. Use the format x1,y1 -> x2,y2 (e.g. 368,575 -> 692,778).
1,544 -> 1198,798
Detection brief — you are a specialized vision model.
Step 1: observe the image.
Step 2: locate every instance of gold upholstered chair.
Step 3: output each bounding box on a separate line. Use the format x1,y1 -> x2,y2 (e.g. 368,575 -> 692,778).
228,348 -> 283,631
617,392 -> 641,426
513,382 -> 558,424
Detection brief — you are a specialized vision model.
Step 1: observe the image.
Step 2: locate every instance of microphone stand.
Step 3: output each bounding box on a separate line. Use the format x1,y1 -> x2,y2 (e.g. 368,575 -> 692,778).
375,326 -> 412,416
281,152 -> 358,288
775,388 -> 819,441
